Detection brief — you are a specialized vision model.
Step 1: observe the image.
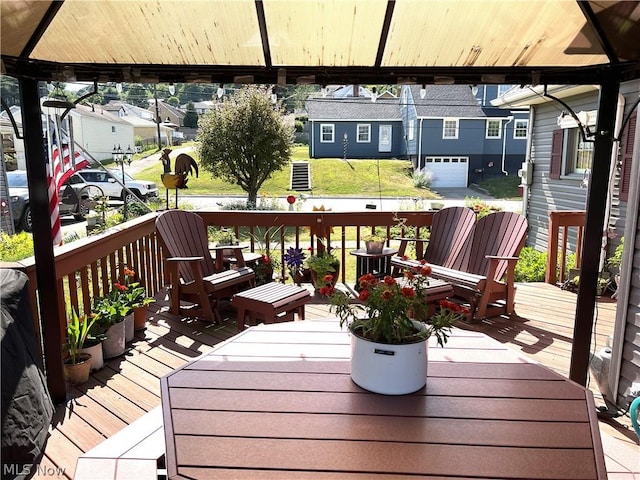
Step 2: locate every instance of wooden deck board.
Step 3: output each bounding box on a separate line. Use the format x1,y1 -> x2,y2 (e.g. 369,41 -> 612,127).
30,282 -> 636,480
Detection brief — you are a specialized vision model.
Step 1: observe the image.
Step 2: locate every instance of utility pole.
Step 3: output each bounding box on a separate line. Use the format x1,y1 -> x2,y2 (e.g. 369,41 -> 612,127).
154,84 -> 161,150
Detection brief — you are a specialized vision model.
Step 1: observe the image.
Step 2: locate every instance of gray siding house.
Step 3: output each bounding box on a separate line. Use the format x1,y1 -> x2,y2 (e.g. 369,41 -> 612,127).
495,80 -> 640,409
306,97 -> 405,160
401,84 -> 529,187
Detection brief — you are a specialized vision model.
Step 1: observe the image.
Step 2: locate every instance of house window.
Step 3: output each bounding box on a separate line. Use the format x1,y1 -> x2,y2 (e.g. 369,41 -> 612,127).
514,119 -> 528,138
497,85 -> 513,97
357,124 -> 371,143
443,119 -> 458,139
486,120 -> 501,138
567,129 -> 594,173
408,119 -> 415,141
320,124 -> 334,143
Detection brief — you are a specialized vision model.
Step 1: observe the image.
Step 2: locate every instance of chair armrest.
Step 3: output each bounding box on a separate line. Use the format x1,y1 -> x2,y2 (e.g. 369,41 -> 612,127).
486,255 -> 519,261
167,256 -> 204,262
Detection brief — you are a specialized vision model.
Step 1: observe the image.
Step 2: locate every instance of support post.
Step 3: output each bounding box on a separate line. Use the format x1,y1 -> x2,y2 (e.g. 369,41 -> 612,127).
19,78 -> 66,403
570,74 -> 619,386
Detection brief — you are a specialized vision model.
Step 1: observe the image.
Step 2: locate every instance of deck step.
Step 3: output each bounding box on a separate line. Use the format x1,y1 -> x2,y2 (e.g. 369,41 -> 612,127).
73,406 -> 165,480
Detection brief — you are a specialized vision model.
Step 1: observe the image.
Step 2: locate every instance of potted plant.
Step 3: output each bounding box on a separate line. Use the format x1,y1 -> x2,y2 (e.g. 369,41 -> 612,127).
248,226 -> 282,285
363,227 -> 386,254
92,289 -> 130,358
283,246 -> 308,285
120,268 -> 155,331
325,262 -> 468,395
305,249 -> 340,291
63,310 -> 99,385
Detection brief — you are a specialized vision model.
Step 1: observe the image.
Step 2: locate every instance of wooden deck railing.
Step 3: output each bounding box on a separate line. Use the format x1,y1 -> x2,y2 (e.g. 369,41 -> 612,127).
2,209 -> 436,398
546,210 -> 585,284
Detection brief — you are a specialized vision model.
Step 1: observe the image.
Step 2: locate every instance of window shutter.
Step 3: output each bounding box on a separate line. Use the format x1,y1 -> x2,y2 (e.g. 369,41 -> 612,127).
619,111 -> 636,201
549,129 -> 564,180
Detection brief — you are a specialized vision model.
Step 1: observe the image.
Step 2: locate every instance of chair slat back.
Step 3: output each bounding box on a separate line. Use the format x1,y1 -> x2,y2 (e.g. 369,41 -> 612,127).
452,211 -> 528,280
156,210 -> 217,283
424,206 -> 476,268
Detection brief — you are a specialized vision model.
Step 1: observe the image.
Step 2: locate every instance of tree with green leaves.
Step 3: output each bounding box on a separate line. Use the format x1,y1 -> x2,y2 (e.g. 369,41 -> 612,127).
197,85 -> 293,208
182,102 -> 198,128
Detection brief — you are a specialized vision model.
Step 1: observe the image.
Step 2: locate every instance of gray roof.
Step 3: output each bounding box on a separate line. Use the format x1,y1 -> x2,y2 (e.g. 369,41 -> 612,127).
409,85 -> 488,118
306,98 -> 401,121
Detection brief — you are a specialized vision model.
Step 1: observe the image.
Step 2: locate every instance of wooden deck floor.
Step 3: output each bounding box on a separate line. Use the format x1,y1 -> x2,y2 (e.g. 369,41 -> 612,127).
34,282 -> 638,479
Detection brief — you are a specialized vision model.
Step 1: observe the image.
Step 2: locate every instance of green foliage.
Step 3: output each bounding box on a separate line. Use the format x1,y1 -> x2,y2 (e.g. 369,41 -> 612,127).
183,102 -> 199,128
607,237 -> 624,269
412,171 -> 433,189
0,232 -> 34,261
197,85 -> 294,207
514,247 -> 547,282
477,175 -> 521,199
464,196 -> 502,218
65,310 -> 99,364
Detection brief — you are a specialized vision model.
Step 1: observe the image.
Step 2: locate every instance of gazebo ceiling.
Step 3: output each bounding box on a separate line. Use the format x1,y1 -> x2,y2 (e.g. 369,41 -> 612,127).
1,0 -> 639,86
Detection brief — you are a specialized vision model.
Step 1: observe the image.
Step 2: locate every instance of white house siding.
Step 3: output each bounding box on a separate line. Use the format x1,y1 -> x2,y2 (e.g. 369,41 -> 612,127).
71,109 -> 134,163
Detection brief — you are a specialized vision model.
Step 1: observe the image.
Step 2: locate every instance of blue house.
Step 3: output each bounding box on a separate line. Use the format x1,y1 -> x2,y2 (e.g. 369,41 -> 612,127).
306,89 -> 405,160
306,84 -> 528,187
400,84 -> 529,187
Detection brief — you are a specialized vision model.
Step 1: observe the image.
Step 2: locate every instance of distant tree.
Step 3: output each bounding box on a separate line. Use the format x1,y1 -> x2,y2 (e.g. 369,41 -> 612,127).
0,75 -> 20,108
167,96 -> 180,107
197,85 -> 293,208
179,84 -> 209,105
125,84 -> 150,108
182,102 -> 199,128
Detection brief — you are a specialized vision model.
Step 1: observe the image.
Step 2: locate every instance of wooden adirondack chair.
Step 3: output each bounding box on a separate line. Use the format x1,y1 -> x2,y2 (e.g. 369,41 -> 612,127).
428,211 -> 528,321
155,210 -> 255,323
392,206 -> 477,272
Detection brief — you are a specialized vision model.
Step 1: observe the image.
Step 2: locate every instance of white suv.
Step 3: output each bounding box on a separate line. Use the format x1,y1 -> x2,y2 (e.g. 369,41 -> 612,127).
71,168 -> 159,202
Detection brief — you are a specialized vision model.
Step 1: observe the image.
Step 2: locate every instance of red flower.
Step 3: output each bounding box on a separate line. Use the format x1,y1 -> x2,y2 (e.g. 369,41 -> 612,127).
401,287 -> 415,297
114,282 -> 127,292
124,268 -> 135,277
421,265 -> 432,276
323,274 -> 334,284
383,275 -> 396,286
401,255 -> 408,260
381,289 -> 394,300
358,289 -> 370,301
319,285 -> 334,296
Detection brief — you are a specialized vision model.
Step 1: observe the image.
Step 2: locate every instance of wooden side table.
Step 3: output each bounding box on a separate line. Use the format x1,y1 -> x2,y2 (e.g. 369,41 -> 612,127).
350,247 -> 398,288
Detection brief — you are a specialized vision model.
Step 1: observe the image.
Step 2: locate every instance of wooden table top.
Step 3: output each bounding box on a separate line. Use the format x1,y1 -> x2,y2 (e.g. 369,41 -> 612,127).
161,319 -> 606,480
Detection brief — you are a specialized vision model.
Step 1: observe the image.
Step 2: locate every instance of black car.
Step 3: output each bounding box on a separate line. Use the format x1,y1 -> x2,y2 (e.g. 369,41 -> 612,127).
6,170 -> 93,232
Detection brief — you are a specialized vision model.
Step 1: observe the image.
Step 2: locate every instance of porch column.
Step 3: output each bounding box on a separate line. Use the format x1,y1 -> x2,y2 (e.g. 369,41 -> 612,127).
570,74 -> 619,386
19,78 -> 66,403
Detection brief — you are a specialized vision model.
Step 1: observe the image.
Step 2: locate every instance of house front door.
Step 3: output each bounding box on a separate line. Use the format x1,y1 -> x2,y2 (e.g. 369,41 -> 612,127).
378,125 -> 392,152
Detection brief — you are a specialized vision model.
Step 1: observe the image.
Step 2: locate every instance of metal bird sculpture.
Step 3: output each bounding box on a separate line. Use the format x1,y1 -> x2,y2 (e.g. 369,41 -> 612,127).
174,153 -> 199,178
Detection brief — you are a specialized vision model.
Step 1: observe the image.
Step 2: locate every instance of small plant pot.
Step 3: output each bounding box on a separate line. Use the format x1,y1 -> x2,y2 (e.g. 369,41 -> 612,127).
102,321 -> 126,359
365,240 -> 384,255
63,354 -> 92,385
134,305 -> 148,331
80,340 -> 104,371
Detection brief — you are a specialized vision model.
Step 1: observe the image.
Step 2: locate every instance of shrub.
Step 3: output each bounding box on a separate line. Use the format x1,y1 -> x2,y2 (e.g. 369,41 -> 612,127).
0,232 -> 34,261
464,196 -> 502,218
412,171 -> 433,189
514,247 -> 547,282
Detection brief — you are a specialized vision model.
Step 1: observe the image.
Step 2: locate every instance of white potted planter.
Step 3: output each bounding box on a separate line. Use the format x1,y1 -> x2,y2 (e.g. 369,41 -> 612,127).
80,338 -> 104,371
102,320 -> 126,359
350,326 -> 428,395
124,313 -> 134,343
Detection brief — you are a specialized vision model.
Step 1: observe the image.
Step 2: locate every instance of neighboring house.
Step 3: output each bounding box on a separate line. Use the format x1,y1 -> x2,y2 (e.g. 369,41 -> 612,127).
401,84 -> 529,187
155,100 -> 185,127
307,84 -> 528,188
105,100 -> 174,147
306,96 -> 405,160
2,102 -> 134,167
186,100 -> 215,115
493,79 -> 640,410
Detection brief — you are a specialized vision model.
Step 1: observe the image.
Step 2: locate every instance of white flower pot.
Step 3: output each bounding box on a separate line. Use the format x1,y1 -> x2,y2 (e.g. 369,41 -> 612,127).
350,330 -> 428,395
124,313 -> 134,342
80,341 -> 104,371
102,321 -> 126,359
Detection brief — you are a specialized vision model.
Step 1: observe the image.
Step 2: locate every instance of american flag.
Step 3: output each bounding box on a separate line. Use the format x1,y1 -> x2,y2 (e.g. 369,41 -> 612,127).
47,143 -> 90,245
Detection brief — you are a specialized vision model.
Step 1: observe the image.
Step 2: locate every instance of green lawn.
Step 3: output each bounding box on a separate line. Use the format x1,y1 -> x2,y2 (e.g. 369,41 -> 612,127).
134,145 -> 442,199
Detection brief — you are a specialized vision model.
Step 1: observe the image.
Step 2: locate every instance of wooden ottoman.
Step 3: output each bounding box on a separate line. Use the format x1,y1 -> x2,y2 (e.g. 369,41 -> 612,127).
232,283 -> 311,331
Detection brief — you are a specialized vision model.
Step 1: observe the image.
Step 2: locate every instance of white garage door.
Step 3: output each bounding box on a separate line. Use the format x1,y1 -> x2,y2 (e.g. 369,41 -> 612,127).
422,157 -> 468,188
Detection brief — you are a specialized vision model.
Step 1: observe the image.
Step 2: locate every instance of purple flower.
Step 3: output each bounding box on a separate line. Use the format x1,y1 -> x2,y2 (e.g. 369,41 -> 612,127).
283,247 -> 306,268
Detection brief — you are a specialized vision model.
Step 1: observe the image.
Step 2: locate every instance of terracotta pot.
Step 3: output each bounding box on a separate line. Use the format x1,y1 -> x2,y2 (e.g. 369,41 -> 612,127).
102,321 -> 126,359
365,240 -> 384,254
134,305 -> 148,331
63,353 -> 92,385
310,263 -> 340,290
